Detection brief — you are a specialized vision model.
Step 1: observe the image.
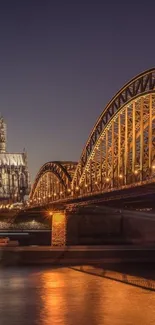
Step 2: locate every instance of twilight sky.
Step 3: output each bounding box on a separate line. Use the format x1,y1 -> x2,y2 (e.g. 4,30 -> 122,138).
0,0 -> 154,182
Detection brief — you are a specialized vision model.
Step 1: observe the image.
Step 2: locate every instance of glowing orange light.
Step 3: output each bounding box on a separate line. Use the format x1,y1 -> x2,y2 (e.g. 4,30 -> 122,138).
52,212 -> 66,246
53,212 -> 64,224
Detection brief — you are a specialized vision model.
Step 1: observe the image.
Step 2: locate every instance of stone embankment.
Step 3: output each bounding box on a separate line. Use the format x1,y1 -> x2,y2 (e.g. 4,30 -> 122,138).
1,245 -> 155,266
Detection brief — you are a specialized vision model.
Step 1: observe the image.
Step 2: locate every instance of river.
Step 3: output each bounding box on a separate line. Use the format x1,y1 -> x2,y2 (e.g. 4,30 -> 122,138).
0,266 -> 155,325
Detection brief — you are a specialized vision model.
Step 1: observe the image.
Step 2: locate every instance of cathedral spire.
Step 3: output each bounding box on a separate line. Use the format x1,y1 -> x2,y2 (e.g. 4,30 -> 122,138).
0,116 -> 7,153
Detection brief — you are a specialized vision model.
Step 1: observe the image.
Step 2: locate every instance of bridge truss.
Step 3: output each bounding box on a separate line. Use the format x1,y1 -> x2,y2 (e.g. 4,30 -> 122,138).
30,161 -> 77,204
30,68 -> 155,206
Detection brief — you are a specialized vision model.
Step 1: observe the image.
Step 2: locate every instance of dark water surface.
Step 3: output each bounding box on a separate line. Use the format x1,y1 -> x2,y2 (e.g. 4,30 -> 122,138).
0,266 -> 155,325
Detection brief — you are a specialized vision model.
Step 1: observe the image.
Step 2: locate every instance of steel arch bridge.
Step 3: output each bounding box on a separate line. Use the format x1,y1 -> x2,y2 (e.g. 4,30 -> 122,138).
29,161 -> 77,203
30,68 -> 155,206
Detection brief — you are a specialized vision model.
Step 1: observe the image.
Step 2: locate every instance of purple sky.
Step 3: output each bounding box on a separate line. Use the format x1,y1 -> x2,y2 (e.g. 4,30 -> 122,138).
0,1 -> 154,182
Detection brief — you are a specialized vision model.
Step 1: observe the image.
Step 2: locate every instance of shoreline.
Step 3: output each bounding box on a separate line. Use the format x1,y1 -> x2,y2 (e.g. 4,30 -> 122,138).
1,245 -> 155,266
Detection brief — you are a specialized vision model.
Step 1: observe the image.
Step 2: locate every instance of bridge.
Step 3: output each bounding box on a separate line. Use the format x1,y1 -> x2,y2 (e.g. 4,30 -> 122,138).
26,68 -> 155,245
30,68 -> 155,205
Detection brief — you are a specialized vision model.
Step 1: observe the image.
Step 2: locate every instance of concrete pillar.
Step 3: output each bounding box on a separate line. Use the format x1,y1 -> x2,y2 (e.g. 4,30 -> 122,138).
51,211 -> 66,246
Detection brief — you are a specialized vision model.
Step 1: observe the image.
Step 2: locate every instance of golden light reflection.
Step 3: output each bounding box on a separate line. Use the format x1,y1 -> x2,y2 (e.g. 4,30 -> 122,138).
5,267 -> 155,325
38,270 -> 68,325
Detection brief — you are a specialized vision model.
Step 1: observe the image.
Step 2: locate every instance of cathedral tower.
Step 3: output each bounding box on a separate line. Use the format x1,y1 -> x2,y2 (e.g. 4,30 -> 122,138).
0,116 -> 6,153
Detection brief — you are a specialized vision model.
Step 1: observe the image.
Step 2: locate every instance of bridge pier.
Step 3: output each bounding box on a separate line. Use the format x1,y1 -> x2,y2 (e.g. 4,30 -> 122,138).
51,211 -> 66,246
51,210 -> 80,246
65,206 -> 122,245
50,206 -> 124,246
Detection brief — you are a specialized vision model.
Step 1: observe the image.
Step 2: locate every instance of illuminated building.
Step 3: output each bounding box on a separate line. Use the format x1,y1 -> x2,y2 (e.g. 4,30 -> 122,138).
0,116 -> 30,202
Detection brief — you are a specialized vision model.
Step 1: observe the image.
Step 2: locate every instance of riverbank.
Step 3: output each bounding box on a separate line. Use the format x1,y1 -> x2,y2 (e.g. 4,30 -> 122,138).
1,245 -> 155,266
71,264 -> 155,291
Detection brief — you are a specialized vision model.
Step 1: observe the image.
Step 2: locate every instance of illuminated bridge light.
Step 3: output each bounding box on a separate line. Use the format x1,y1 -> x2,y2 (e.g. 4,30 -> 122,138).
30,68 -> 155,207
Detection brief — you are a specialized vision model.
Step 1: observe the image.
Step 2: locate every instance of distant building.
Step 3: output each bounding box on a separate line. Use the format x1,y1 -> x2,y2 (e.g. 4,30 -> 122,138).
0,116 -> 30,202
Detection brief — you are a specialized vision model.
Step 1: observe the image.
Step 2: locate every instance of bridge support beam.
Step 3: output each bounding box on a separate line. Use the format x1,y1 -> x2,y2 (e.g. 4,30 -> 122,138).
140,97 -> 144,181
149,93 -> 152,169
51,211 -> 66,246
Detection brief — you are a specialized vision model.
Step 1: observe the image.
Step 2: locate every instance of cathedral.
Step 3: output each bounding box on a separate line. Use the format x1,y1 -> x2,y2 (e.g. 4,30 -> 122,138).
0,117 -> 30,202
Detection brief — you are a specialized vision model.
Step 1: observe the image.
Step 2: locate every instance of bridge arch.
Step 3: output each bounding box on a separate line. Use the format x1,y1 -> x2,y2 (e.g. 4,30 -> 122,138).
30,161 -> 77,204
72,68 -> 155,195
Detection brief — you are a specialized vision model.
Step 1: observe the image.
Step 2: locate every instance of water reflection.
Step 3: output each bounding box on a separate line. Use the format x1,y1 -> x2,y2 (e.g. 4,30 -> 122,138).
0,267 -> 155,325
